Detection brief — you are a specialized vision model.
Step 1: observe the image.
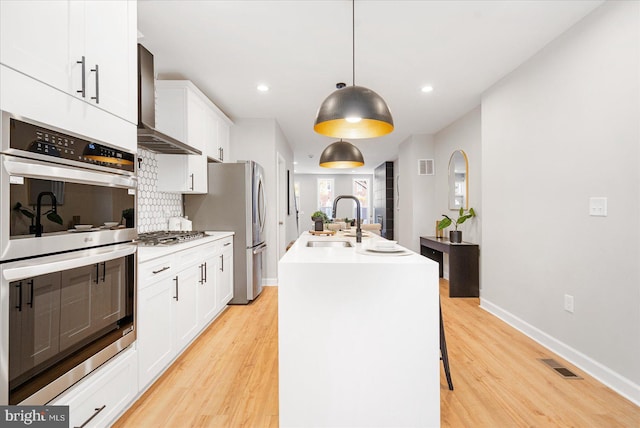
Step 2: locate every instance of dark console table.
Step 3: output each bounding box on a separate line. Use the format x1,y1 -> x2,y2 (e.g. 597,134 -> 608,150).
420,236 -> 479,298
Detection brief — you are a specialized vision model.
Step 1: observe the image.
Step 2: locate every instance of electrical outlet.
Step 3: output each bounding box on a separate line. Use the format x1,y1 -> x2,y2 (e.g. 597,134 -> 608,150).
564,294 -> 574,313
589,197 -> 607,216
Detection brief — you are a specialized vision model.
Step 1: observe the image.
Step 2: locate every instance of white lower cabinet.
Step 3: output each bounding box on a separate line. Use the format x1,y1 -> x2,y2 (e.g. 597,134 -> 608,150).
217,240 -> 234,310
137,236 -> 234,390
137,272 -> 175,388
49,347 -> 137,428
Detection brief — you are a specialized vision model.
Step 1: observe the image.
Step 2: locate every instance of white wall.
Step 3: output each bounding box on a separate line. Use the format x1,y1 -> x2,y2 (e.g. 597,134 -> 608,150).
396,134 -> 436,252
230,118 -> 296,285
295,173 -> 374,232
431,106 -> 482,279
481,0 -> 639,403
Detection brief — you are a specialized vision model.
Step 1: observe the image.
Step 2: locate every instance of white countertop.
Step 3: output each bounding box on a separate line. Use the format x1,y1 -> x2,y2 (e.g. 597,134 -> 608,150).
137,231 -> 234,263
280,231 -> 430,265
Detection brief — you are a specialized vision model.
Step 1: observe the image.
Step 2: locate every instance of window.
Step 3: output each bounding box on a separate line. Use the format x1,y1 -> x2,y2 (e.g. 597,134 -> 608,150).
353,178 -> 369,222
317,178 -> 334,217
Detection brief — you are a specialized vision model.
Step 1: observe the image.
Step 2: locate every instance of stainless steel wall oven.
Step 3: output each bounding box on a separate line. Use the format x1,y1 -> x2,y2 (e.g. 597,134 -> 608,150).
1,112 -> 137,405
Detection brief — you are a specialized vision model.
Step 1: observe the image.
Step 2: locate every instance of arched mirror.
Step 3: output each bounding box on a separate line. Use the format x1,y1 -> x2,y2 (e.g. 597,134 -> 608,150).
448,150 -> 468,210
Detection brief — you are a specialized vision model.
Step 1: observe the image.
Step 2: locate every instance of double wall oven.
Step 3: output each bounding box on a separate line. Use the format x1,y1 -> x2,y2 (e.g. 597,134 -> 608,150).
0,112 -> 137,405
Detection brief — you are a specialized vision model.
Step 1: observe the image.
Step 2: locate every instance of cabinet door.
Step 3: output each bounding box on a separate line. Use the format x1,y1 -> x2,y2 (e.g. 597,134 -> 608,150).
157,154 -> 208,194
186,93 -> 207,153
0,1 -> 77,96
205,109 -> 220,161
92,259 -> 126,331
188,155 -> 208,193
217,243 -> 234,310
217,120 -> 230,163
59,265 -> 96,351
51,348 -> 138,428
83,0 -> 137,123
198,251 -> 218,327
174,267 -> 200,351
137,277 -> 175,389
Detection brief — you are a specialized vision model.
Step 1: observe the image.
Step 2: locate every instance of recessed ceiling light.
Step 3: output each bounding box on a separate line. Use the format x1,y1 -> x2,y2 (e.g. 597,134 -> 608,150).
257,84 -> 269,92
421,85 -> 434,93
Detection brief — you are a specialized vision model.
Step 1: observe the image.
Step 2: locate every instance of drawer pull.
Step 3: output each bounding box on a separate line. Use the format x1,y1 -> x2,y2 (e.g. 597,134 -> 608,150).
152,266 -> 170,274
74,404 -> 106,428
224,242 -> 231,246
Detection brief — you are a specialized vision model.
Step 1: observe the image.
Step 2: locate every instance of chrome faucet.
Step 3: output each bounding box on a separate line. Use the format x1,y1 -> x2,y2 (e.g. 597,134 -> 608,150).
332,195 -> 362,243
35,192 -> 58,237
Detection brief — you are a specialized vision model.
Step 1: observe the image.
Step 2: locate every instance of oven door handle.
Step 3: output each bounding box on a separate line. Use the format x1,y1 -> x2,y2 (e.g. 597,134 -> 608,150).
2,245 -> 136,282
3,155 -> 136,189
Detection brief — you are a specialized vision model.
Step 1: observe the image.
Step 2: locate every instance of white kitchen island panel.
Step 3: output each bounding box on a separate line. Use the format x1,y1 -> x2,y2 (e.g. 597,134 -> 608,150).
278,233 -> 440,427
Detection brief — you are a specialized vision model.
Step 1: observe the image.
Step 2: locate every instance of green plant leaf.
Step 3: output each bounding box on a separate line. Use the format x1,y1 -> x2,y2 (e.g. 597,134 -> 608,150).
46,212 -> 63,225
469,207 -> 476,217
459,207 -> 464,217
457,214 -> 471,225
438,217 -> 452,229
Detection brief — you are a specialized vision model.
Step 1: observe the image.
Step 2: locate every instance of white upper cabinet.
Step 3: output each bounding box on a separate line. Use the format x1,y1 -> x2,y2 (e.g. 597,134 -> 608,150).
0,1 -> 75,93
0,0 -> 137,124
81,0 -> 138,123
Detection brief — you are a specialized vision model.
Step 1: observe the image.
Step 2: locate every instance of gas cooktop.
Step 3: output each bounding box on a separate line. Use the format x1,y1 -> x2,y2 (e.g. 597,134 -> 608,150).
136,231 -> 207,246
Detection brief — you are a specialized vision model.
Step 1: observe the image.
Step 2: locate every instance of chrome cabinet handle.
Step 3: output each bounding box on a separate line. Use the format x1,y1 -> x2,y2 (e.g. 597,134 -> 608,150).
27,279 -> 34,308
203,262 -> 207,283
224,242 -> 231,246
190,173 -> 194,191
90,64 -> 99,104
173,276 -> 179,301
220,254 -> 224,272
76,56 -> 86,97
199,263 -> 204,284
219,147 -> 223,161
101,261 -> 106,282
74,405 -> 106,428
95,263 -> 100,284
152,266 -> 170,274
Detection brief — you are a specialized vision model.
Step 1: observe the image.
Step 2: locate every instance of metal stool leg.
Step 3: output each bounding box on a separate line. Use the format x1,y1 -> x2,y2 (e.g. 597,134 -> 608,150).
440,300 -> 454,390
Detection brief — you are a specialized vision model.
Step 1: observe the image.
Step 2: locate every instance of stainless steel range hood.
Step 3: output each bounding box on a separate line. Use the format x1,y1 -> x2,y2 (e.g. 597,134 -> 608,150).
137,44 -> 201,155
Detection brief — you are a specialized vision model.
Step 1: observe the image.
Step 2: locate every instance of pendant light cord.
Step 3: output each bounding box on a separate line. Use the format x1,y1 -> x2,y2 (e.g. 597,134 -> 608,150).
352,0 -> 355,86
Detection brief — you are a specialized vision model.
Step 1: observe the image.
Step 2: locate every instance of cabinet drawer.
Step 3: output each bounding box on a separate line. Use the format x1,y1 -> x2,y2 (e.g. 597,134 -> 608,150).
50,348 -> 137,428
139,257 -> 174,288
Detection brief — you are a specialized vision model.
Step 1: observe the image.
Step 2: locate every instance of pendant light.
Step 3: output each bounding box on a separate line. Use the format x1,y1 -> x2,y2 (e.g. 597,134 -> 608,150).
314,0 -> 393,139
319,139 -> 364,168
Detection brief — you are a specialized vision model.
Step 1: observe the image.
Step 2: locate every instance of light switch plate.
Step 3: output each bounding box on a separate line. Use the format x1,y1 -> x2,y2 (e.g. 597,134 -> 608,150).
589,197 -> 607,216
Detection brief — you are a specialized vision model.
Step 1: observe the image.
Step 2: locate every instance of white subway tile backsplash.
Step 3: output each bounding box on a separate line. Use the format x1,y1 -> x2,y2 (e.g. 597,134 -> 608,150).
137,149 -> 182,233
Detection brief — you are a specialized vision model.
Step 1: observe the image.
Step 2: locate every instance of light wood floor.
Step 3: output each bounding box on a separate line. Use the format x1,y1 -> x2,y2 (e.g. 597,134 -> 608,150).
114,282 -> 640,427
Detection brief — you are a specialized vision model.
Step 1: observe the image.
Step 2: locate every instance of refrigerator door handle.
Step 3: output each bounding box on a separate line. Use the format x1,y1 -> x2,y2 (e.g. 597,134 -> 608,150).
252,243 -> 267,254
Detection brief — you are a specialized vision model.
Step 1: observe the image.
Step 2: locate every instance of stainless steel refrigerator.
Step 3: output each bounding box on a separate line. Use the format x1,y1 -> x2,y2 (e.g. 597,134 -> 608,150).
184,161 -> 266,304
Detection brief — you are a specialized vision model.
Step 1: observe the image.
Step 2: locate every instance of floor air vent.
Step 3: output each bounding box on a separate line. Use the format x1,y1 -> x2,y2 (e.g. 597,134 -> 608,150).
539,358 -> 582,379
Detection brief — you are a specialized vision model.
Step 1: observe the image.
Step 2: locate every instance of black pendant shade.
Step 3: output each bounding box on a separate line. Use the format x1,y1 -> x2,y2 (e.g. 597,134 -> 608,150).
314,86 -> 394,139
313,0 -> 393,139
319,139 -> 364,169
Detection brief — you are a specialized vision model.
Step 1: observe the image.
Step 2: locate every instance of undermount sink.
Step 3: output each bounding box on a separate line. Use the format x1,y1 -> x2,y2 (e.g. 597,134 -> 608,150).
306,240 -> 353,248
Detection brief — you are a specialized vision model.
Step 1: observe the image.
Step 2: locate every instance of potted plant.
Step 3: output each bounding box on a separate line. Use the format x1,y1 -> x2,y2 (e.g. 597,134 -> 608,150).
438,207 -> 476,243
311,210 -> 329,231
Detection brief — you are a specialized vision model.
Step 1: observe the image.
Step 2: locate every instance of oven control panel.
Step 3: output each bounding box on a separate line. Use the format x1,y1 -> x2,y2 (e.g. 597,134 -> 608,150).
9,118 -> 135,173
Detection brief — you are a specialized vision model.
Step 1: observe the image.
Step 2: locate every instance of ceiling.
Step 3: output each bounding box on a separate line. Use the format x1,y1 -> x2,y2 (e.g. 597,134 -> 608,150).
138,0 -> 604,174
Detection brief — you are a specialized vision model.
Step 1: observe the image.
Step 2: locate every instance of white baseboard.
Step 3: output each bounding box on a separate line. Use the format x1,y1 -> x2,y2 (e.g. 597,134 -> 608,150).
480,298 -> 640,406
262,278 -> 278,287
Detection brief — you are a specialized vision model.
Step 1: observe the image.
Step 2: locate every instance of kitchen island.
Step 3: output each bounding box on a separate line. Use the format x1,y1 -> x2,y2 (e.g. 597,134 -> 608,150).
278,231 -> 440,427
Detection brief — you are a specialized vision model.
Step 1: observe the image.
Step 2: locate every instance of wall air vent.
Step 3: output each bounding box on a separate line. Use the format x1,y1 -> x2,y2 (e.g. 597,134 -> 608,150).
418,159 -> 434,176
